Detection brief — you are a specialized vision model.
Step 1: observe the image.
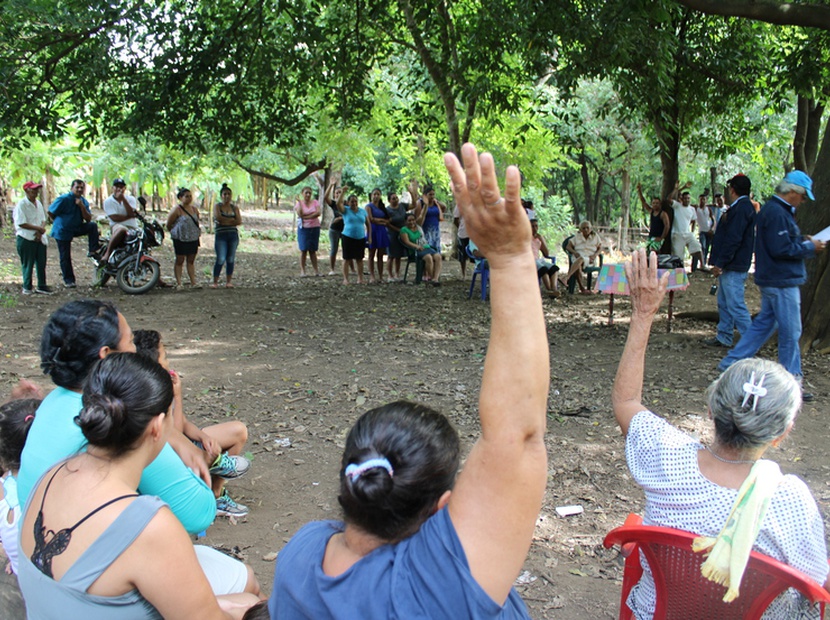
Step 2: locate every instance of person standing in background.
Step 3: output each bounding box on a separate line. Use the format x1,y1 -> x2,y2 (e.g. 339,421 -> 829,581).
13,181 -> 52,295
48,179 -> 100,288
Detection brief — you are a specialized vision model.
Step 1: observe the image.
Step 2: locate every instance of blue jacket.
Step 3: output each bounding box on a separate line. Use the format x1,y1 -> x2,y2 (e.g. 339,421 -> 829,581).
708,195 -> 755,272
754,195 -> 815,288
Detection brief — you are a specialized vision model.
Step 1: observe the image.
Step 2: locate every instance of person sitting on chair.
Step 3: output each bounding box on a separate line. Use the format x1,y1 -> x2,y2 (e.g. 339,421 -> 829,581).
530,219 -> 559,298
564,221 -> 601,294
399,213 -> 443,286
611,249 -> 829,620
100,178 -> 140,265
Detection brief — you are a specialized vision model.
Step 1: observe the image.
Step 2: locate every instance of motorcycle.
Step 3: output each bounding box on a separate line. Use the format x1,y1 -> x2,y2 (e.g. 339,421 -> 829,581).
90,206 -> 165,294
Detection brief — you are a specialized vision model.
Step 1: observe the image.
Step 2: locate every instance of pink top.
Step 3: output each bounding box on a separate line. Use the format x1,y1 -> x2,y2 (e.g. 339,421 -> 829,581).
295,200 -> 321,228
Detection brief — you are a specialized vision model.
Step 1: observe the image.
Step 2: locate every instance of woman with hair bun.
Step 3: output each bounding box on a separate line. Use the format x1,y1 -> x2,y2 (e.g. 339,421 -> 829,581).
18,299 -> 217,535
167,187 -> 202,288
269,144 -> 549,618
212,183 -> 242,288
17,353 -> 259,619
612,249 -> 829,619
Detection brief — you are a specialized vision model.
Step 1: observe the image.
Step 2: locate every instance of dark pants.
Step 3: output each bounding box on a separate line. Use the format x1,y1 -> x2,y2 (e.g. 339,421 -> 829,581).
55,222 -> 100,285
16,236 -> 47,290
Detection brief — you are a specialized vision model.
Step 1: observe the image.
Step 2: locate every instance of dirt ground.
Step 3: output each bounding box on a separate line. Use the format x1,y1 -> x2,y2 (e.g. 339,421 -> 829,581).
1,214 -> 829,619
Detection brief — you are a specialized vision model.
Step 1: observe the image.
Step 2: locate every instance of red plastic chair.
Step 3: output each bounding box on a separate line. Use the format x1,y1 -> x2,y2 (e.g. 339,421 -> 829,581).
603,514 -> 830,619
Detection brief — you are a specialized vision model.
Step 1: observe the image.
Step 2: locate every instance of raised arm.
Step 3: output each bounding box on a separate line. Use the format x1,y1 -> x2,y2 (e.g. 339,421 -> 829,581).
443,143 -> 549,605
611,249 -> 669,435
637,183 -> 650,212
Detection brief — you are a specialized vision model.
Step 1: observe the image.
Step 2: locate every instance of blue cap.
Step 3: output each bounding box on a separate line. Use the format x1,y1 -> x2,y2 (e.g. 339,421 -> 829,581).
783,170 -> 815,200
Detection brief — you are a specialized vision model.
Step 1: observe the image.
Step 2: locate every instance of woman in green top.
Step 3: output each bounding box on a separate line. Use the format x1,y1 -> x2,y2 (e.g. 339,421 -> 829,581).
399,213 -> 442,285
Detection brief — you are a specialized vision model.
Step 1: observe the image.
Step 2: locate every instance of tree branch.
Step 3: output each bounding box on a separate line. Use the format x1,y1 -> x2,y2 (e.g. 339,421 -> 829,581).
233,158 -> 327,185
673,0 -> 830,30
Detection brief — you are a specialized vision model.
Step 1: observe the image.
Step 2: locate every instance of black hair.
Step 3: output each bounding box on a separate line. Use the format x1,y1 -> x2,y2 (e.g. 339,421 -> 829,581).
40,300 -> 123,390
71,179 -> 85,187
0,399 -> 40,471
338,401 -> 460,542
423,184 -> 435,194
241,601 -> 269,620
220,183 -> 231,194
680,191 -> 691,197
76,353 -> 173,456
133,329 -> 162,363
387,191 -> 398,202
727,174 -> 752,196
177,187 -> 190,199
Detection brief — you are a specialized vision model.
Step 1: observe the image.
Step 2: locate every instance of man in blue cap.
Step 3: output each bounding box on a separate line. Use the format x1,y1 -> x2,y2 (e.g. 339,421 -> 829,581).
718,170 -> 825,400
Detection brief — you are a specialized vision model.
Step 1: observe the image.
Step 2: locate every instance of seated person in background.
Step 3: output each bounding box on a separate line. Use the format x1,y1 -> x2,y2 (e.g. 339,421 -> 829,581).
399,212 -> 443,286
268,143 -> 549,619
100,178 -> 139,265
17,353 -> 260,619
134,329 -> 250,518
530,219 -> 560,298
0,383 -> 43,575
564,220 -> 601,293
611,250 -> 828,620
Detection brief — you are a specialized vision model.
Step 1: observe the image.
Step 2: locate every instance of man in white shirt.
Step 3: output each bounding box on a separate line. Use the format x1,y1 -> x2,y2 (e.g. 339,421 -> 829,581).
100,178 -> 139,264
694,194 -> 713,265
671,188 -> 706,272
13,181 -> 53,295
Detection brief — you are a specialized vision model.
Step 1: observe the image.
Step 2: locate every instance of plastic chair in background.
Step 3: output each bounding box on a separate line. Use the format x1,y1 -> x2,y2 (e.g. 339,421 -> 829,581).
403,249 -> 424,284
603,513 -> 830,620
466,245 -> 489,300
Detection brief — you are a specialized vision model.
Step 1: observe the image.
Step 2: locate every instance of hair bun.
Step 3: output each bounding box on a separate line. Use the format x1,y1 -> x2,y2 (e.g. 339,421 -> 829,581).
77,393 -> 127,445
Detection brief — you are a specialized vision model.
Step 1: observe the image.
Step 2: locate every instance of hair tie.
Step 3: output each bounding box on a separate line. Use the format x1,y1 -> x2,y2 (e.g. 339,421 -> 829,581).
345,457 -> 394,482
741,372 -> 767,412
24,415 -> 35,423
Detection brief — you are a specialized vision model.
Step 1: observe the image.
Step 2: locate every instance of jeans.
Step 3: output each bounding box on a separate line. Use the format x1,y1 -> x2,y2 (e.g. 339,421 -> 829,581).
213,230 -> 240,278
715,270 -> 751,346
55,222 -> 100,285
329,228 -> 342,258
698,232 -> 711,265
719,286 -> 802,378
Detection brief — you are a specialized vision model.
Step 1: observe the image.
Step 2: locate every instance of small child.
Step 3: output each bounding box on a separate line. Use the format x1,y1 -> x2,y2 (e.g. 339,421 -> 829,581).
0,397 -> 40,574
133,330 -> 251,518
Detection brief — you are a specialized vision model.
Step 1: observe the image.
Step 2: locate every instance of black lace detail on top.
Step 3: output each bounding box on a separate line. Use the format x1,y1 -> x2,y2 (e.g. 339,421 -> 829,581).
31,463 -> 138,578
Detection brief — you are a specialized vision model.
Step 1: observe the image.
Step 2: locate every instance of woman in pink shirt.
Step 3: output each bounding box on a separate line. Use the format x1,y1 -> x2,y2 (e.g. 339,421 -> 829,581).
294,187 -> 321,277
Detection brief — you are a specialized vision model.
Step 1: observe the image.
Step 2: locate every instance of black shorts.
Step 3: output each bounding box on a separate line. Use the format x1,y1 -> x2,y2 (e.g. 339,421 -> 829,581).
457,237 -> 470,262
173,239 -> 200,256
342,235 -> 366,261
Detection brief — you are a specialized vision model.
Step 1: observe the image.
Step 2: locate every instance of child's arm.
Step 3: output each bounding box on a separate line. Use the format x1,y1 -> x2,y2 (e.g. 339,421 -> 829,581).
171,370 -> 221,461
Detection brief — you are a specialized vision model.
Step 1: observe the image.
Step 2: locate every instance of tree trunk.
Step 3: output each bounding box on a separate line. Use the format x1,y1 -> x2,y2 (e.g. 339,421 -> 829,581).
579,150 -> 594,223
654,116 -> 680,200
799,117 -> 830,353
620,169 -> 631,250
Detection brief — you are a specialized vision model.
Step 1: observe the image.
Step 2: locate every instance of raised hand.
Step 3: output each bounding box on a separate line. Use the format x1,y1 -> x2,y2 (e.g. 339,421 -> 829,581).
625,249 -> 669,318
443,143 -> 531,267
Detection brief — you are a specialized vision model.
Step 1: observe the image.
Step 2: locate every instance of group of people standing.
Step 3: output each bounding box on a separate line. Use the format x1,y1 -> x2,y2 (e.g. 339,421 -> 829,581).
294,180 -> 446,285
11,179 -> 243,293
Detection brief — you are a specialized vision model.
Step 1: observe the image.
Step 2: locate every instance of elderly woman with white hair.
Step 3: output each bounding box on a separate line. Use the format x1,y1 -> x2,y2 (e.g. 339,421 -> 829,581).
612,249 -> 829,619
564,220 -> 601,293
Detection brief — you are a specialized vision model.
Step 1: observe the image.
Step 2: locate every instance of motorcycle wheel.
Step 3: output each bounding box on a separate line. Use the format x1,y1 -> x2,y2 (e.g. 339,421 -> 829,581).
117,260 -> 160,294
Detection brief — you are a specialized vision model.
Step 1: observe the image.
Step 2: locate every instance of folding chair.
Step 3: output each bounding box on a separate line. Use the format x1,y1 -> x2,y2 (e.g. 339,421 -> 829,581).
603,513 -> 830,620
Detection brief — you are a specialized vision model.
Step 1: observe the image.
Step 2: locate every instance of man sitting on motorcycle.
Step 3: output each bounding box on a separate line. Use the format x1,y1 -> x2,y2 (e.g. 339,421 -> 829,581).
100,178 -> 140,265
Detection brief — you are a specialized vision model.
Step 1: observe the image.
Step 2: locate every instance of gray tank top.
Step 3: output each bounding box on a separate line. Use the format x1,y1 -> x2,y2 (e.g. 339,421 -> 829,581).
18,494 -> 165,619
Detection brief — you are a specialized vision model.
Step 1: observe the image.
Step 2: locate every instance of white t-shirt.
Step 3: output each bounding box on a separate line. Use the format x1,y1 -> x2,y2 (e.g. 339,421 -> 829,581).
103,195 -> 138,229
694,206 -> 711,233
625,410 -> 828,619
13,197 -> 48,241
453,205 -> 467,239
671,200 -> 695,235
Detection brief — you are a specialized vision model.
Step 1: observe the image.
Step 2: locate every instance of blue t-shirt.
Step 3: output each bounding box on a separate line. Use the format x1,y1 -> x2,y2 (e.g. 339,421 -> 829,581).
269,507 -> 531,619
18,387 -> 216,534
48,192 -> 91,240
342,207 -> 368,240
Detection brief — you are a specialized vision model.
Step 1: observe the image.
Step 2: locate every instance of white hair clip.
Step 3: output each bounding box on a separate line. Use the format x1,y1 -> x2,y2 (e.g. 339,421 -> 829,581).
741,372 -> 767,411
